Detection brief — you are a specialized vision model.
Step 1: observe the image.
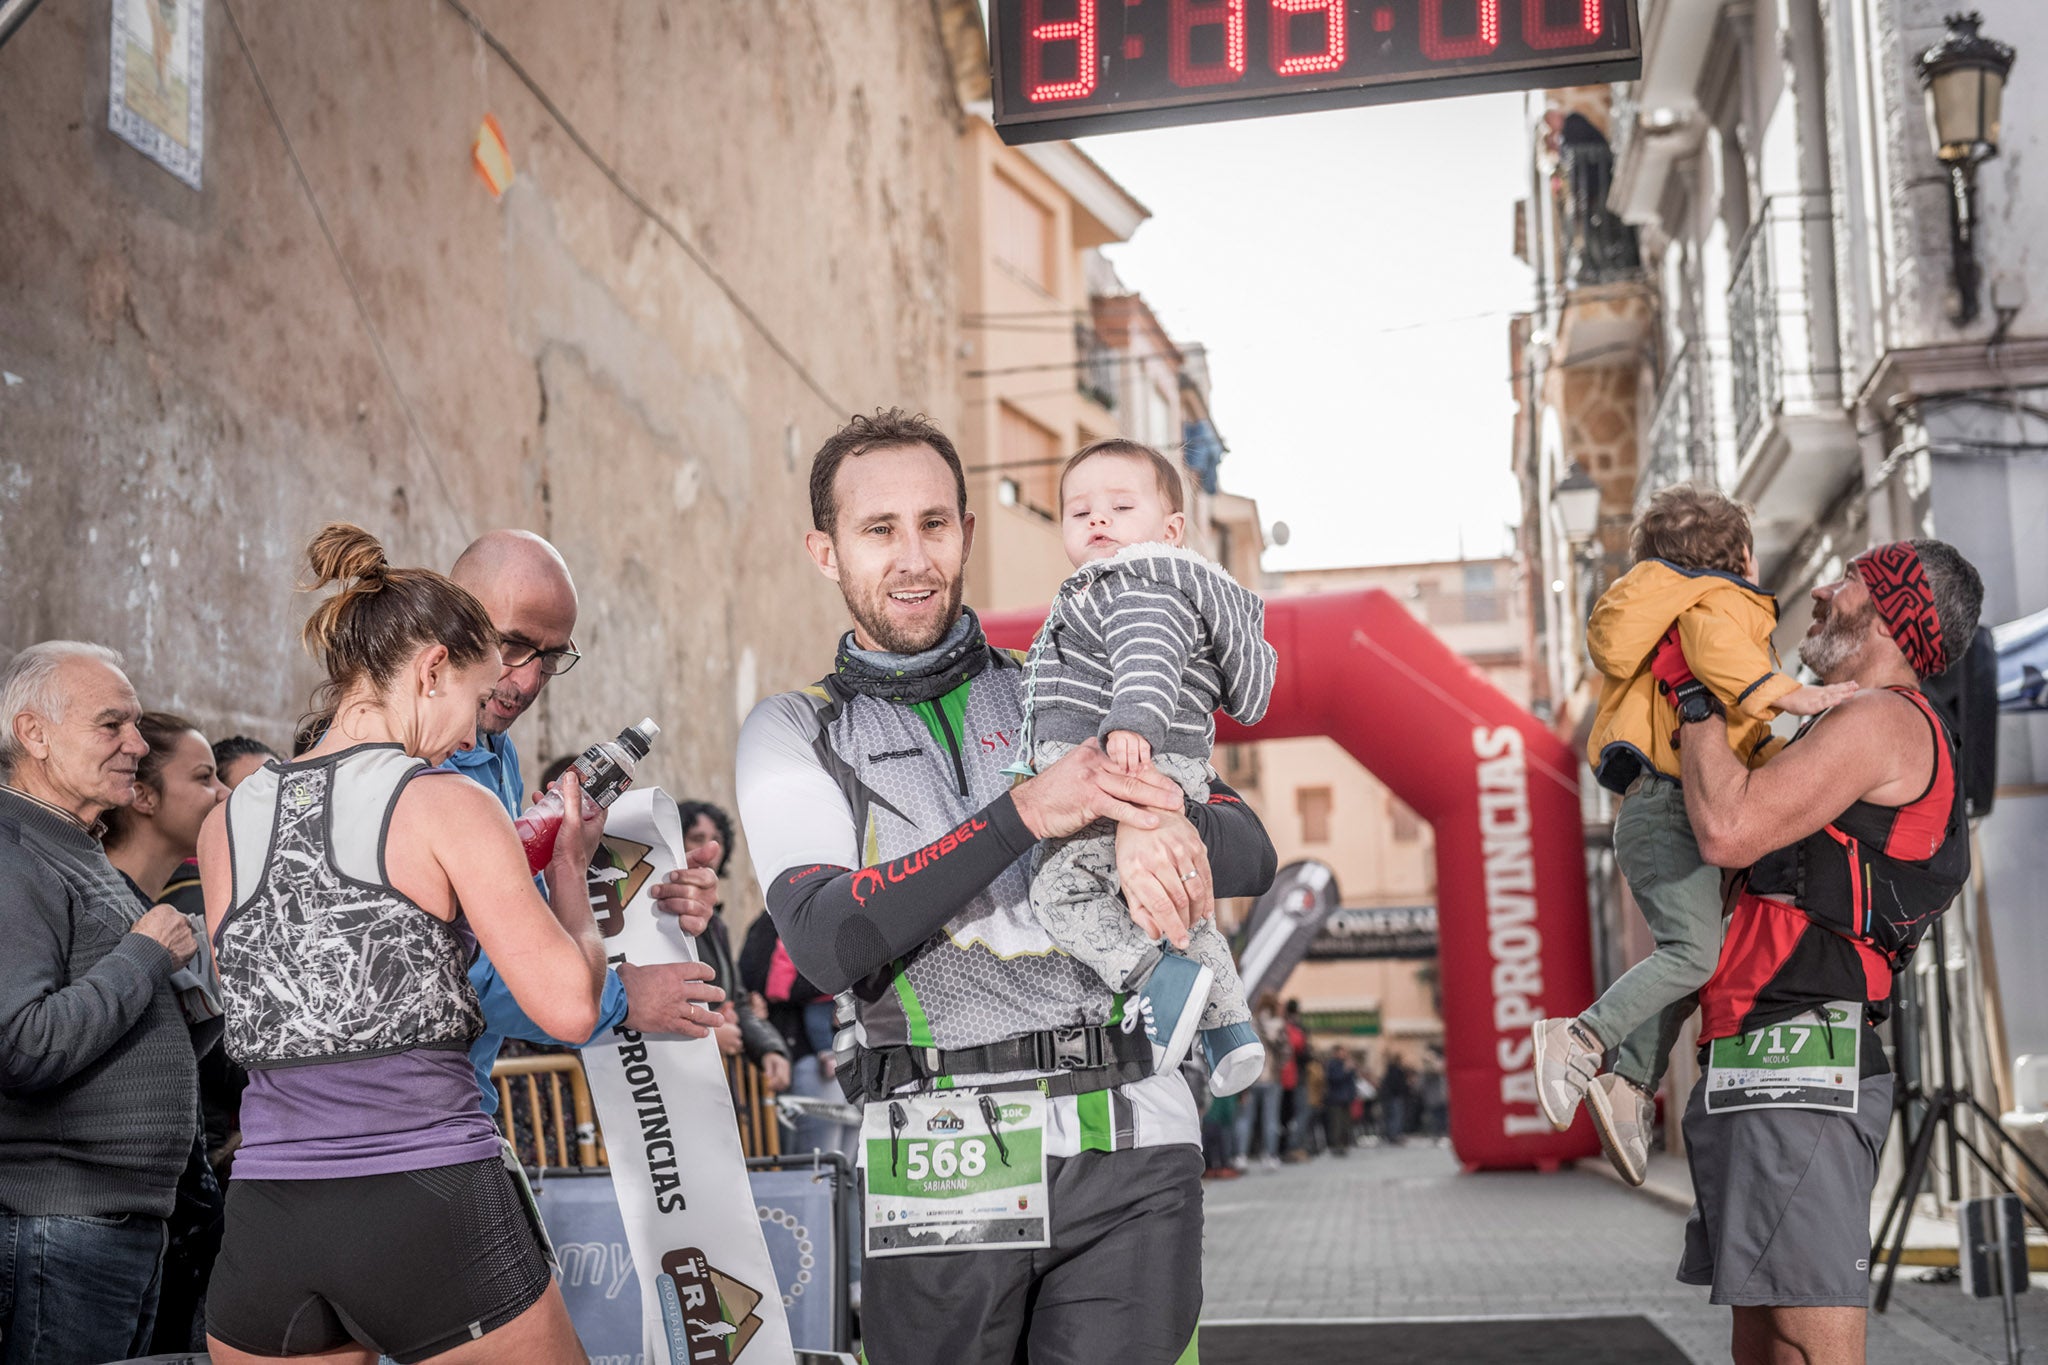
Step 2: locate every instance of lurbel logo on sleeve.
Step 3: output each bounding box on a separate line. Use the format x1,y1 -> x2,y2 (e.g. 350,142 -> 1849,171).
848,816 -> 991,904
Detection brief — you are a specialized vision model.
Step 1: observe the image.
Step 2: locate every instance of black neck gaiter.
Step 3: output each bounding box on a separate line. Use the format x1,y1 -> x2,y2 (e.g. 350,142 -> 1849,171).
834,608 -> 991,704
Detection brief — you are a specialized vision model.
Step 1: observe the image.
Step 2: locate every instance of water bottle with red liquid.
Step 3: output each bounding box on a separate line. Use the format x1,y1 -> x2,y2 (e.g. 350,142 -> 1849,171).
515,718 -> 661,873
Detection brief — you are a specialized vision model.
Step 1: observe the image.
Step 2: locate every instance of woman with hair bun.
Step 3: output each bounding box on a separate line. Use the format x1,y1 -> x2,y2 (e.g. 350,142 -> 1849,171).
198,524 -> 608,1365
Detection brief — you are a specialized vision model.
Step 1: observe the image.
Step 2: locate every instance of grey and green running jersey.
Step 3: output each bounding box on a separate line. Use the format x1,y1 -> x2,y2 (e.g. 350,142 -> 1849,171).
735,652 -> 1201,1155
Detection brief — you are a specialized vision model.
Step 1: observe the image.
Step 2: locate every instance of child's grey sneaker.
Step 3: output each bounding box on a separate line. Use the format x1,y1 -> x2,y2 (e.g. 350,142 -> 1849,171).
1587,1072 -> 1654,1186
1122,953 -> 1212,1076
1201,1020 -> 1264,1097
1532,1016 -> 1604,1130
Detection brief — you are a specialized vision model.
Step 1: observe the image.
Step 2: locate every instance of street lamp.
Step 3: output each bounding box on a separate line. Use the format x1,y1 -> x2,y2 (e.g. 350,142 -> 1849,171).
1917,11 -> 2016,327
1553,462 -> 1602,542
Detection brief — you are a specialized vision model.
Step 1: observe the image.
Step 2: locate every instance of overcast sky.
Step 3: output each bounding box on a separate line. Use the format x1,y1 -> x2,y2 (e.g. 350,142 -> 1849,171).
1081,93 -> 1539,573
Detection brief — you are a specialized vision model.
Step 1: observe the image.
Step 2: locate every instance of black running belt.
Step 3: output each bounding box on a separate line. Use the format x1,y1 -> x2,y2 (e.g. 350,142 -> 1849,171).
846,1023 -> 1152,1102
1198,1316 -> 1692,1365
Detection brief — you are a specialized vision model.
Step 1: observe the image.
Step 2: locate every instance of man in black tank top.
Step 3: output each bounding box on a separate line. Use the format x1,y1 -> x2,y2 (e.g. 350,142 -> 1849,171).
1658,540 -> 1981,1365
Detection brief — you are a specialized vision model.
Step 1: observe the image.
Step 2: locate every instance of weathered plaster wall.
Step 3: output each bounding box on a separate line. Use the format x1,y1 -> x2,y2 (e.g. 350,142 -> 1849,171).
0,1 -> 969,893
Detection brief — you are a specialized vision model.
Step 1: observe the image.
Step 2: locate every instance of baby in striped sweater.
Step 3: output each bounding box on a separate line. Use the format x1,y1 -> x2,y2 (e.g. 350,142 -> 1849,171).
1012,439 -> 1278,1096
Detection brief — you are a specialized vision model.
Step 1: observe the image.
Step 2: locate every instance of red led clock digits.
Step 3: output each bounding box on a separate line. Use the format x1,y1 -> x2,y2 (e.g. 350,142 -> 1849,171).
1419,0 -> 1501,60
1170,0 -> 1247,88
1269,0 -> 1346,76
1524,0 -> 1602,49
1024,0 -> 1099,103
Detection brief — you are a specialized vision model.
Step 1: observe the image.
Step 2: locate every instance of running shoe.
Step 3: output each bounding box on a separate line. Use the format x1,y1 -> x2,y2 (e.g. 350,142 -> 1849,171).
1531,1016 -> 1605,1130
1121,953 -> 1212,1076
1201,1020 -> 1265,1097
1586,1072 -> 1654,1187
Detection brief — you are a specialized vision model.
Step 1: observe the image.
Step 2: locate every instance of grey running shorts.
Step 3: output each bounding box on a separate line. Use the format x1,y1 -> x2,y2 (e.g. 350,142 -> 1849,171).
1678,1071 -> 1893,1306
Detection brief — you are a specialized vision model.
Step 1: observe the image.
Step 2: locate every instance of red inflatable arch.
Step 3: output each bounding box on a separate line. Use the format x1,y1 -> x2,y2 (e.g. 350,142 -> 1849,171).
983,588 -> 1601,1171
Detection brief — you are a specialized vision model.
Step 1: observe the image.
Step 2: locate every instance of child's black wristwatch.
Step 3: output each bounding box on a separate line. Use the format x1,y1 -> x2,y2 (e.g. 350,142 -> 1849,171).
1673,680 -> 1726,726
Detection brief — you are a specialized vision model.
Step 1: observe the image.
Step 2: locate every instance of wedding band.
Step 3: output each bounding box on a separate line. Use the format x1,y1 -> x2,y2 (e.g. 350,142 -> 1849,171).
1181,869 -> 1199,882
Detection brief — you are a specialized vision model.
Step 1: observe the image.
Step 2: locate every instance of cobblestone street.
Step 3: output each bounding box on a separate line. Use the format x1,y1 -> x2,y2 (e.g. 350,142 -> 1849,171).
1201,1142 -> 2048,1363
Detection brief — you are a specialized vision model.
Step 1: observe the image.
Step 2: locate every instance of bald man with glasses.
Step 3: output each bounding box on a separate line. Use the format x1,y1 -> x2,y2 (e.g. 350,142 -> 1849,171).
447,531 -> 725,1118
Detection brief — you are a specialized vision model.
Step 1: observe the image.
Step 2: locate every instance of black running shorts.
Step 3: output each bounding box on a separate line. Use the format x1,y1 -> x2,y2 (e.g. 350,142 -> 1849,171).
206,1156 -> 551,1362
862,1144 -> 1205,1365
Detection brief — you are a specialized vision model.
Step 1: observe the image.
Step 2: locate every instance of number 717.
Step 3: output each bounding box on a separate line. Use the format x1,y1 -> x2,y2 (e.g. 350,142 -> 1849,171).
1746,1026 -> 1812,1057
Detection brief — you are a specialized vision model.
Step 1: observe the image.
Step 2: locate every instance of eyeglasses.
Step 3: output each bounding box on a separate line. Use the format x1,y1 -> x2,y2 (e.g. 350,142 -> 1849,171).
500,635 -> 582,677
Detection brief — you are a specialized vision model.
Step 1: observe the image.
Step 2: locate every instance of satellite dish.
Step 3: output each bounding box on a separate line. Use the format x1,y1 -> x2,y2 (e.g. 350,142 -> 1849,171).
1269,520 -> 1291,547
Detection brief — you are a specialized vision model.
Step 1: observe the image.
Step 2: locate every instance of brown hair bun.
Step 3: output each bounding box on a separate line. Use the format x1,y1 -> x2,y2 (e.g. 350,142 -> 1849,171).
296,523 -> 498,739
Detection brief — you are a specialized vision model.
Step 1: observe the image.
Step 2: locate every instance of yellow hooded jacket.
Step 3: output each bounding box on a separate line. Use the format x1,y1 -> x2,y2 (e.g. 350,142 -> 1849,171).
1585,559 -> 1799,793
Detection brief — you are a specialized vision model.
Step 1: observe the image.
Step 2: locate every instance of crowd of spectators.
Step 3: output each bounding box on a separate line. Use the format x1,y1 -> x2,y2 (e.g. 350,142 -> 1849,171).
1196,992 -> 1450,1177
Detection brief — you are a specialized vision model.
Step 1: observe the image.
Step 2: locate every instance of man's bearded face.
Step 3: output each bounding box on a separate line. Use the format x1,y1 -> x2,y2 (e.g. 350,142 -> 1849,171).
841,568 -> 965,656
817,443 -> 972,657
1799,587 -> 1877,682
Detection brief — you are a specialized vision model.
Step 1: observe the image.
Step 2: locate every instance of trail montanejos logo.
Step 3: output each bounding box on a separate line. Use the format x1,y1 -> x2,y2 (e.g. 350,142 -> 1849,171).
585,835 -> 655,939
657,1247 -> 767,1362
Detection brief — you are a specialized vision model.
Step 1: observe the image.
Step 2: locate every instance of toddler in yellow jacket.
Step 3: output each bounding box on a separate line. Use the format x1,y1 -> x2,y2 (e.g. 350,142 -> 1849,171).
1532,485 -> 1854,1185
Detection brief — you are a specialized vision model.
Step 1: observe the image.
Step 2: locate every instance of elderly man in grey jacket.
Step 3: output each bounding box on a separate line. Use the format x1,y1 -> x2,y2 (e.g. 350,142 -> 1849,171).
0,642 -> 198,1364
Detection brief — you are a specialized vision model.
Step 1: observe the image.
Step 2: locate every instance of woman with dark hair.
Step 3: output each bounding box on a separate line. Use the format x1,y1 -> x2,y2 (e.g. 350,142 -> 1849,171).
676,799 -> 790,1091
211,735 -> 279,791
199,524 -> 609,1365
102,711 -> 230,1351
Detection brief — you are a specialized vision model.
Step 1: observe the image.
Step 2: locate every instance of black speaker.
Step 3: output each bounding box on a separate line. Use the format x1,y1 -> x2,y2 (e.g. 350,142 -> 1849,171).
1922,625 -> 1998,818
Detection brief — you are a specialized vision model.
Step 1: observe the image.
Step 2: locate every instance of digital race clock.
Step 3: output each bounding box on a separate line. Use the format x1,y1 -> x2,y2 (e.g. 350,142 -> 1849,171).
989,0 -> 1642,144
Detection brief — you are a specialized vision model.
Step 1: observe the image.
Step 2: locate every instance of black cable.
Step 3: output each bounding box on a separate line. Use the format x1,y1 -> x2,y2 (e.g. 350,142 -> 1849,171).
219,0 -> 467,541
966,345 -> 1203,380
440,0 -> 846,418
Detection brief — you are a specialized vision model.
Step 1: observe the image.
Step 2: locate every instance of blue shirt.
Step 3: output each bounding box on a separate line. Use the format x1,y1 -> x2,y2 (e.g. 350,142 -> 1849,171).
443,730 -> 629,1115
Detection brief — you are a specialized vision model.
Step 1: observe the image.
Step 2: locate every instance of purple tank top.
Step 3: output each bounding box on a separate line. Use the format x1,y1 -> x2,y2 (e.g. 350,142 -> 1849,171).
233,1049 -> 502,1180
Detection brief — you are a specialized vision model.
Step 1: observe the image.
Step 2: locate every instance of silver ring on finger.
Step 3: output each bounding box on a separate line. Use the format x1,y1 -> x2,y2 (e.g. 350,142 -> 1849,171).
1181,869 -> 1200,882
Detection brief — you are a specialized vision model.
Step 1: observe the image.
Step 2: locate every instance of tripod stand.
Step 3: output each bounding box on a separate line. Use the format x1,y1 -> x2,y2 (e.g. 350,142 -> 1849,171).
1872,915 -> 2048,1314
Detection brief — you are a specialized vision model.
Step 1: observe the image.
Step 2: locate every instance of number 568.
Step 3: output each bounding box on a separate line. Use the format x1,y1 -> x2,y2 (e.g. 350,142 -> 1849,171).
905,1138 -> 990,1181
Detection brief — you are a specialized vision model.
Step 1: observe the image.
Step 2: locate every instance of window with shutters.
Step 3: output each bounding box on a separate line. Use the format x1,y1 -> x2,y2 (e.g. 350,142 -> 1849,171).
992,173 -> 1055,293
999,402 -> 1061,517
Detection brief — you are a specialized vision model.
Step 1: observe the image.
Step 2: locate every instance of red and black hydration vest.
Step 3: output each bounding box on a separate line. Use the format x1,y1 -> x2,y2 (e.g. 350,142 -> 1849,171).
1698,687 -> 1969,1041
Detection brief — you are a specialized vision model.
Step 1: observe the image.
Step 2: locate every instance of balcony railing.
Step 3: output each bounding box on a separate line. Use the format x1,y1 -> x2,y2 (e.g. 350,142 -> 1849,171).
1638,340 -> 1720,507
1076,322 -> 1118,410
1726,196 -> 1841,458
1607,82 -> 1640,173
1558,139 -> 1642,288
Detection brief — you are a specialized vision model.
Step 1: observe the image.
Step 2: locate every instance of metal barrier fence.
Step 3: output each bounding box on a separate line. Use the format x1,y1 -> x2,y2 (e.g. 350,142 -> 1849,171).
490,1049 -> 786,1169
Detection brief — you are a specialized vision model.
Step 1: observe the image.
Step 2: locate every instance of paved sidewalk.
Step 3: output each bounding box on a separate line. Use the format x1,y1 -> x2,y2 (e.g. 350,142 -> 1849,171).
1200,1142 -> 2048,1363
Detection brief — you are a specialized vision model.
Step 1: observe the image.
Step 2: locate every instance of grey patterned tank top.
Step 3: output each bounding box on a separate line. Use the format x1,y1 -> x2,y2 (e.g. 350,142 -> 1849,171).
215,744 -> 482,1070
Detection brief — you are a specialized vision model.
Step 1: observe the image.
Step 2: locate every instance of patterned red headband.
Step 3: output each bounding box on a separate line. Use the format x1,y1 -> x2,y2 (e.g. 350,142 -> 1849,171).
1850,542 -> 1947,676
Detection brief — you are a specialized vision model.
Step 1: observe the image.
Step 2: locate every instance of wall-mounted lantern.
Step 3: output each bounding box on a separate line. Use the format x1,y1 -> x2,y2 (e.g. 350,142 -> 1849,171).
1554,462 -> 1602,543
1917,11 -> 2017,327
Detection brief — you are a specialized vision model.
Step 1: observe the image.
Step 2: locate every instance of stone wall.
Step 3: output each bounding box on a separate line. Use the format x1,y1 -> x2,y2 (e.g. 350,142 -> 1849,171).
0,0 -> 971,896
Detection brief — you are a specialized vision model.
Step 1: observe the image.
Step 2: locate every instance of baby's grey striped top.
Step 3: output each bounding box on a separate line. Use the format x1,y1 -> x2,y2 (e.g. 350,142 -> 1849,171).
1022,542 -> 1278,759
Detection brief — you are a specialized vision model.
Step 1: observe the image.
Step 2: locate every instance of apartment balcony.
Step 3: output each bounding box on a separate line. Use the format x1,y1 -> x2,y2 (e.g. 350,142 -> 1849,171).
1075,322 -> 1118,411
1558,141 -> 1642,290
1636,340 -> 1721,509
1724,198 -> 1857,573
